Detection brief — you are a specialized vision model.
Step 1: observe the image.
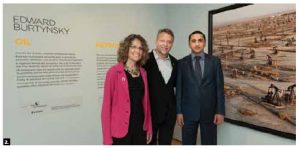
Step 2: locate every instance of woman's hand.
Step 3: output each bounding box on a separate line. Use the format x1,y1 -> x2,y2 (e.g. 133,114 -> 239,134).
146,133 -> 152,144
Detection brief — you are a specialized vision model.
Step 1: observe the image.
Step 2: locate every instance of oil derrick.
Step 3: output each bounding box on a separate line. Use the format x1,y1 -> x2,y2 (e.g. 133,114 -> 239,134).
249,48 -> 255,59
262,84 -> 283,106
254,37 -> 258,43
284,84 -> 296,105
266,55 -> 273,65
231,68 -> 238,78
240,50 -> 244,60
220,46 -> 225,53
272,46 -> 278,55
285,38 -> 293,47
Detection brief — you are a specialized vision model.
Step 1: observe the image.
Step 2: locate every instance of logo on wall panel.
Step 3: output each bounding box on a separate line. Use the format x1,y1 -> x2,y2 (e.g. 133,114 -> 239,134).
20,96 -> 82,115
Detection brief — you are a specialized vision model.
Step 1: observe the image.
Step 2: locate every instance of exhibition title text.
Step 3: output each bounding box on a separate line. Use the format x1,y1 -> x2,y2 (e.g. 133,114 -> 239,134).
13,16 -> 70,35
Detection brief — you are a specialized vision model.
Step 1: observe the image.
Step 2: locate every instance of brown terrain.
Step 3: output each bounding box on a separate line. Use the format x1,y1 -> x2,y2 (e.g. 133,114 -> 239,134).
213,10 -> 296,134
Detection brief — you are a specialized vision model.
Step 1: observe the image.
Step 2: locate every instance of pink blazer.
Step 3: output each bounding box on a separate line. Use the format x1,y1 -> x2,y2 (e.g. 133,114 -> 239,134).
101,63 -> 152,145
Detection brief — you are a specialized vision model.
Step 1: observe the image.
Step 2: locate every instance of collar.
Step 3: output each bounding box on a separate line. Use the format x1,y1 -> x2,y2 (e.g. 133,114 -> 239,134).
191,52 -> 205,60
153,49 -> 170,60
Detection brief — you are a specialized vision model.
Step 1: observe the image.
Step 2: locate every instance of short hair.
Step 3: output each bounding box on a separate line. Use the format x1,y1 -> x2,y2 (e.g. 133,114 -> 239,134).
117,34 -> 149,66
188,31 -> 206,42
157,28 -> 174,42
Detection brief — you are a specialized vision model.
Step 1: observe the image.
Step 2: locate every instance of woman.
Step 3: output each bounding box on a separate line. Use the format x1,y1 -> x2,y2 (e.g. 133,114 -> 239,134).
101,34 -> 152,145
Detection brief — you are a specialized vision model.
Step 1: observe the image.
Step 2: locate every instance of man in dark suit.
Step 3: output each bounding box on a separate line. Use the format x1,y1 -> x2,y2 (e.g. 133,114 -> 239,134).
144,28 -> 177,145
176,31 -> 225,145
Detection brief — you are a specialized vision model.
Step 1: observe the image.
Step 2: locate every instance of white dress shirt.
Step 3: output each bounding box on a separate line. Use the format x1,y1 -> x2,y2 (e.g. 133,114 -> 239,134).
153,49 -> 173,84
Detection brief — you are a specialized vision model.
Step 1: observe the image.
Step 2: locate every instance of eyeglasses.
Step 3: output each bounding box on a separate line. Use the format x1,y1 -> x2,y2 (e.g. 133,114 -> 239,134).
130,45 -> 144,51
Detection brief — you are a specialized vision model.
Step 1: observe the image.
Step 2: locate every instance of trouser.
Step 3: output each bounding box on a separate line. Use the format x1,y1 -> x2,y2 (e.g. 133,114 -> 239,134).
182,120 -> 217,145
150,109 -> 176,145
150,119 -> 176,144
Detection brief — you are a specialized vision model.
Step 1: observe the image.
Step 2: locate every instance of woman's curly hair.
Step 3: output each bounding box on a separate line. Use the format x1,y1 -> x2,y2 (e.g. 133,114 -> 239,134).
117,34 -> 149,66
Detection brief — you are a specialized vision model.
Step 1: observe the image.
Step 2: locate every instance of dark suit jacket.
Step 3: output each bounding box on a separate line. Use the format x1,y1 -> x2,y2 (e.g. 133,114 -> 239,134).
144,51 -> 177,124
176,53 -> 225,123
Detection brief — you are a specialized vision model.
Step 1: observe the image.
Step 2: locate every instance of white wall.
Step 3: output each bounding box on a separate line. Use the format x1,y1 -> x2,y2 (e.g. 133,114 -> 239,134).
166,4 -> 228,58
167,4 -> 296,145
3,4 -> 296,145
3,4 -> 167,145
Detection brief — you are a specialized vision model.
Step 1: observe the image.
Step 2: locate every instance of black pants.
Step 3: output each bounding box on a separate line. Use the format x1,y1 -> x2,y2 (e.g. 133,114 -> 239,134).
182,120 -> 217,145
150,109 -> 176,145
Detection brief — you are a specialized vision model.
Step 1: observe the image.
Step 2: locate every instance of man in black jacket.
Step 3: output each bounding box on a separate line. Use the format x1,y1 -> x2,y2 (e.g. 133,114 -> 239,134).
144,28 -> 177,145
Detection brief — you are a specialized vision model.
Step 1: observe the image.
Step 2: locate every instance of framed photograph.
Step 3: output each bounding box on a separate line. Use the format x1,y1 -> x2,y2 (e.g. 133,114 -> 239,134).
208,4 -> 296,139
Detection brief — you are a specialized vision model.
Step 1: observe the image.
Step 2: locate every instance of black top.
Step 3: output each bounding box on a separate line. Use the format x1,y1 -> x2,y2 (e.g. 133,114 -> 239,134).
125,70 -> 145,126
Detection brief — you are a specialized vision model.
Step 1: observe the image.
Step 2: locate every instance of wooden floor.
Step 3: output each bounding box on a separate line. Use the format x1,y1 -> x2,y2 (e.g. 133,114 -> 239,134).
171,139 -> 182,145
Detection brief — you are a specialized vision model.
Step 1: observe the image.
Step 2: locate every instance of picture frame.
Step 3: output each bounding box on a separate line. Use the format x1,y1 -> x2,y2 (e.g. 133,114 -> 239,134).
208,4 -> 296,139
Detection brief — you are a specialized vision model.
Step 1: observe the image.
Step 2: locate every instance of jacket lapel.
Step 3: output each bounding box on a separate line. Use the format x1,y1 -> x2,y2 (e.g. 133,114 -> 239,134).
150,51 -> 169,85
116,63 -> 129,96
200,53 -> 211,86
149,51 -> 159,71
167,55 -> 176,85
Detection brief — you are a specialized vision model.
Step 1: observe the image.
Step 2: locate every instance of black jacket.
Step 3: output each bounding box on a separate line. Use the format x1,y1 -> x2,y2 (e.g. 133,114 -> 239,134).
144,51 -> 177,124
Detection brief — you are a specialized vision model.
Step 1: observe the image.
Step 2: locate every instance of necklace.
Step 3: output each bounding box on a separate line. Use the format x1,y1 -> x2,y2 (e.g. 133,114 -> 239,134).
124,64 -> 140,76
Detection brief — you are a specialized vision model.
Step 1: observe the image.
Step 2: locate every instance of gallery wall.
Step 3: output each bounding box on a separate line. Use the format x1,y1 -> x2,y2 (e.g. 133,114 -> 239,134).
3,4 -> 167,144
3,4 -> 296,145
